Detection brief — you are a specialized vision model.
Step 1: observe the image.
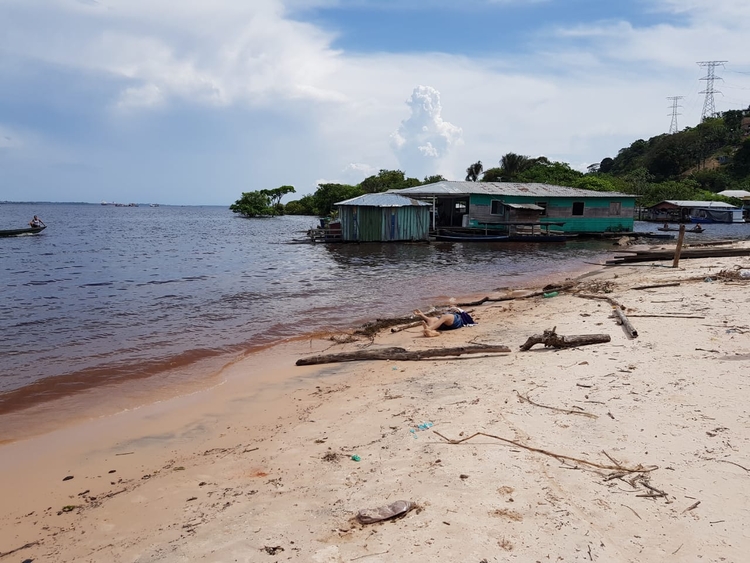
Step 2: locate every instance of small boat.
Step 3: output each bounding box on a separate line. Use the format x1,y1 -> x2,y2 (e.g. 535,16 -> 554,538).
0,225 -> 47,237
657,225 -> 705,233
435,228 -> 570,243
435,232 -> 509,242
506,233 -> 570,242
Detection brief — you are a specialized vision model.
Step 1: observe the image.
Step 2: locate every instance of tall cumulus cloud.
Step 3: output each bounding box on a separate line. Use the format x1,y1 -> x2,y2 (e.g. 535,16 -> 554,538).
389,86 -> 463,178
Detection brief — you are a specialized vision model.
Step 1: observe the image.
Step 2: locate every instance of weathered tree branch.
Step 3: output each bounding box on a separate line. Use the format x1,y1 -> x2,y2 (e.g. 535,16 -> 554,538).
296,345 -> 511,366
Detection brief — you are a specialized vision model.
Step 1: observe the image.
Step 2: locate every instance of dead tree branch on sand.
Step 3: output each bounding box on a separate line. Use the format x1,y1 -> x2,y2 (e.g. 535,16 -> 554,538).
296,344 -> 511,366
457,283 -> 577,307
574,293 -> 625,309
433,431 -> 657,473
516,391 -> 598,419
519,327 -> 610,351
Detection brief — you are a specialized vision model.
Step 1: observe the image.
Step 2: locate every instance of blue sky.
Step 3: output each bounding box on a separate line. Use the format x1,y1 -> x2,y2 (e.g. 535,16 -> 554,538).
1,0 -> 749,205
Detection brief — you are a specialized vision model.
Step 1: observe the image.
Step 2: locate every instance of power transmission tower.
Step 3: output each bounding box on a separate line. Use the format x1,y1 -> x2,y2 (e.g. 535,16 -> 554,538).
697,60 -> 727,120
667,96 -> 683,134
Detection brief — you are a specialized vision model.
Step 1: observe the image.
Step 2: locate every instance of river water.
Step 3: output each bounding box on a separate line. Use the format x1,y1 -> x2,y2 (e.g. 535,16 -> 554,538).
2,203 -> 748,418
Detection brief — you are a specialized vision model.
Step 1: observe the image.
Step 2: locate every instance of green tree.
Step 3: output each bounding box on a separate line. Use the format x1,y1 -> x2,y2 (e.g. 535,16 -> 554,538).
481,167 -> 503,182
572,176 -> 619,192
599,157 -> 614,174
500,153 -> 532,181
689,169 -> 733,193
284,194 -> 316,215
422,174 -> 446,184
731,138 -> 750,178
517,160 -> 583,186
312,183 -> 363,216
621,167 -> 654,196
261,185 -> 295,213
465,161 -> 483,182
611,139 -> 649,175
359,169 -> 420,193
230,191 -> 275,217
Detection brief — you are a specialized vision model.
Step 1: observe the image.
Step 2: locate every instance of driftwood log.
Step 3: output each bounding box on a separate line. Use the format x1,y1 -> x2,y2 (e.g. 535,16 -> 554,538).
519,327 -> 610,351
296,344 -> 511,366
457,283 -> 577,307
612,307 -> 638,338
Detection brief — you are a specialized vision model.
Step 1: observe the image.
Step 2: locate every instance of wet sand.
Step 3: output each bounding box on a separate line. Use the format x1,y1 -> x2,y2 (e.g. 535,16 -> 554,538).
2,241 -> 750,562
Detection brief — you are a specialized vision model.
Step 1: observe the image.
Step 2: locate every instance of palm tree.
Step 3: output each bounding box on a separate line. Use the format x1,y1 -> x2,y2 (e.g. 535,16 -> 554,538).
500,153 -> 531,181
465,160 -> 483,182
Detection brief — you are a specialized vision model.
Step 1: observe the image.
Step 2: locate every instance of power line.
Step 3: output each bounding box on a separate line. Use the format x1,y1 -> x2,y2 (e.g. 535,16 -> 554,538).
697,60 -> 727,120
667,96 -> 684,134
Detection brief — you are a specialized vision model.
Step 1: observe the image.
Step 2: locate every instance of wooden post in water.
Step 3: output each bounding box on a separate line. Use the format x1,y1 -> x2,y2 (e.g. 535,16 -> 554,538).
672,224 -> 686,268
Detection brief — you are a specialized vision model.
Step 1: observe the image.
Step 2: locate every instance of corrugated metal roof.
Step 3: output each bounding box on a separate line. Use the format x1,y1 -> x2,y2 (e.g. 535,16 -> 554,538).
389,180 -> 633,198
718,190 -> 750,199
504,202 -> 545,210
335,193 -> 430,207
658,200 -> 738,208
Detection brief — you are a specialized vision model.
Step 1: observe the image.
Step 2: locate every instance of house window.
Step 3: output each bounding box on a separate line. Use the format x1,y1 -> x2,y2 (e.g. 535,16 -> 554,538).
455,201 -> 467,213
572,202 -> 585,216
609,202 -> 621,216
536,202 -> 547,216
490,200 -> 503,215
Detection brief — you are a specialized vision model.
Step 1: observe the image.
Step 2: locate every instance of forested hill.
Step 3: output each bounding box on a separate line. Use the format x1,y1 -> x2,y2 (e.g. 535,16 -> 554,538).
593,107 -> 750,205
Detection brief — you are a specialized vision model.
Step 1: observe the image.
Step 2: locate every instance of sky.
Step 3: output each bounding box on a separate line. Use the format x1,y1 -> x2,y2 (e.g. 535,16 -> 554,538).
1,0 -> 749,205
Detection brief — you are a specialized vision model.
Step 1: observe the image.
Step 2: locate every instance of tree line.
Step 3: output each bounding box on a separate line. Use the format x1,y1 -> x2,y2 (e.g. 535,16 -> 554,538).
231,106 -> 750,217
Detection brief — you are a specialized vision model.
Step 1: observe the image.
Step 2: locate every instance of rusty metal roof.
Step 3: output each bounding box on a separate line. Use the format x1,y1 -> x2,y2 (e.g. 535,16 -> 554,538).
335,193 -> 430,207
389,181 -> 633,198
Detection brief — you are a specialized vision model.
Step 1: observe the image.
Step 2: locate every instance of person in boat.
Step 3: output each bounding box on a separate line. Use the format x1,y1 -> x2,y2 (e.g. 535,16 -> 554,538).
29,215 -> 45,228
414,309 -> 471,337
663,223 -> 669,229
693,224 -> 703,233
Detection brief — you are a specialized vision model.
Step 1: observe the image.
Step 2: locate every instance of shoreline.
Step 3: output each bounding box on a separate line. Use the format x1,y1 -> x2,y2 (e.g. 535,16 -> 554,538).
3,242 -> 750,561
0,256 -> 602,446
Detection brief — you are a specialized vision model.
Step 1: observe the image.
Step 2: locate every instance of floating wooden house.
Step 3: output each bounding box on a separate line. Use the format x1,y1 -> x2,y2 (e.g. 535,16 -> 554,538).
390,181 -> 636,233
718,190 -> 750,221
647,200 -> 744,223
334,193 -> 430,242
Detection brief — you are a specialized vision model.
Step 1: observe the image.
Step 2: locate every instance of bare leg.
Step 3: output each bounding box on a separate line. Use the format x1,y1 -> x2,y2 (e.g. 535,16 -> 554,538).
415,310 -> 456,331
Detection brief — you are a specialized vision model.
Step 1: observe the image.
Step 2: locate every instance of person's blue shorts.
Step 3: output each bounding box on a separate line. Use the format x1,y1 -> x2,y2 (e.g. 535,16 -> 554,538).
439,313 -> 464,330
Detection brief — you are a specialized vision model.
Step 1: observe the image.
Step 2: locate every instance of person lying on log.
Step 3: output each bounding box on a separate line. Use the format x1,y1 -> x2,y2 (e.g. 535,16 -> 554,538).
414,309 -> 474,337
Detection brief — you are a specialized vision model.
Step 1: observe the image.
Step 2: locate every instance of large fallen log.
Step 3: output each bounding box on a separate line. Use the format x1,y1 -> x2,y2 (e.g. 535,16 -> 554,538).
296,344 -> 511,366
519,327 -> 610,351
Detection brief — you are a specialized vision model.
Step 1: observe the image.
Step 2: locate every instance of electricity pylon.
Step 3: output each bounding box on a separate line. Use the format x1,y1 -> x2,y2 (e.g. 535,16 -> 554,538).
667,96 -> 683,134
697,60 -> 727,120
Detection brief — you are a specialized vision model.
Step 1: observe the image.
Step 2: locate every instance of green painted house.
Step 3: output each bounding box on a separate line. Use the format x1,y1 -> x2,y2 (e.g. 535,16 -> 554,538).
335,193 -> 431,241
391,181 -> 636,233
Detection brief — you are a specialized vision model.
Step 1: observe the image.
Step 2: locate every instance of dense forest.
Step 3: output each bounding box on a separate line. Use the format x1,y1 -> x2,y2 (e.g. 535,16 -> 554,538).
231,107 -> 750,218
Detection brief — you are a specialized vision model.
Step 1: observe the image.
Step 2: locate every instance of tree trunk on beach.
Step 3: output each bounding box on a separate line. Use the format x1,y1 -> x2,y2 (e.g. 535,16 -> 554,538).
296,345 -> 511,366
519,327 -> 610,351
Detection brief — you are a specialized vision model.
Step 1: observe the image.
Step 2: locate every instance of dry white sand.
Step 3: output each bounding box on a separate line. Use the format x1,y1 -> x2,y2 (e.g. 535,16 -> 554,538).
2,242 -> 750,562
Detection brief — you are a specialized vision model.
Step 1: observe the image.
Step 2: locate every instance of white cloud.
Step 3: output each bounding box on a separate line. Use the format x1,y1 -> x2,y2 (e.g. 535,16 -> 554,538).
389,86 -> 463,178
1,0 -> 750,203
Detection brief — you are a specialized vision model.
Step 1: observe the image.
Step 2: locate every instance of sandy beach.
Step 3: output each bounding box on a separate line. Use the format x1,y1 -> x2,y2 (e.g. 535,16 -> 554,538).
2,241 -> 750,563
